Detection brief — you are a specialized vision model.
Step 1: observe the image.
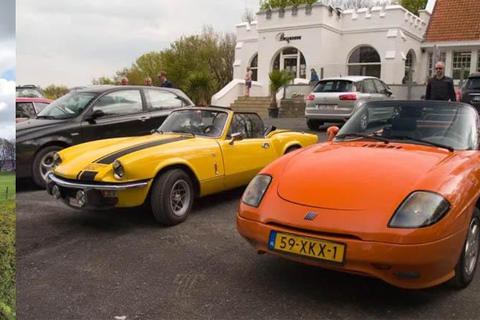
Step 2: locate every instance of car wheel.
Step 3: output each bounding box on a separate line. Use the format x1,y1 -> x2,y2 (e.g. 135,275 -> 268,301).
285,145 -> 300,154
307,119 -> 323,131
150,169 -> 194,226
32,145 -> 63,188
451,207 -> 480,289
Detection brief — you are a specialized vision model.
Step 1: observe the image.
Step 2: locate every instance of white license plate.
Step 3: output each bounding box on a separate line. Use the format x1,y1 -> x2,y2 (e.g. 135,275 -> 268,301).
472,96 -> 480,102
317,104 -> 337,110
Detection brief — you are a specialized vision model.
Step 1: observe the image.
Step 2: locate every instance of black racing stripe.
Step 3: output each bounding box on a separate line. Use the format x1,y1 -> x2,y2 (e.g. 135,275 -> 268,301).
76,171 -> 83,180
95,136 -> 192,164
79,171 -> 98,181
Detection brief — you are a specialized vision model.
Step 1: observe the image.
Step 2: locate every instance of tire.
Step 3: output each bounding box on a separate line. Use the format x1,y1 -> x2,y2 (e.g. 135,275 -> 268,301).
307,119 -> 324,131
150,169 -> 195,226
32,145 -> 64,188
285,145 -> 300,154
450,207 -> 480,289
359,111 -> 369,131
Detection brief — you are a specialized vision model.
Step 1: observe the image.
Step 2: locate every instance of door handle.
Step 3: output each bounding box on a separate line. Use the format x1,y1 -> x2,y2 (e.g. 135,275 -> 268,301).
262,143 -> 270,149
139,116 -> 150,122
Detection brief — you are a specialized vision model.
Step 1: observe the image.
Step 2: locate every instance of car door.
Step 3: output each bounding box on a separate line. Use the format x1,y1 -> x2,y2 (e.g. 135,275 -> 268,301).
370,80 -> 395,122
220,113 -> 277,189
81,89 -> 151,141
143,88 -> 185,131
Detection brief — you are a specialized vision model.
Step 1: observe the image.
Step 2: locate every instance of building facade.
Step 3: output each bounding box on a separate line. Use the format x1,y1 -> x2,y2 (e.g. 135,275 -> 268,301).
212,0 -> 480,106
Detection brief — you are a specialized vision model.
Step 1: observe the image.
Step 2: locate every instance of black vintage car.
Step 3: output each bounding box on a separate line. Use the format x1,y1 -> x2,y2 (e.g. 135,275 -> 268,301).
17,85 -> 194,187
460,73 -> 480,111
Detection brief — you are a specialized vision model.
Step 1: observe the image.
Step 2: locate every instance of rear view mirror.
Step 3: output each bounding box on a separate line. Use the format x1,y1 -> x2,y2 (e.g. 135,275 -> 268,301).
327,126 -> 340,141
229,132 -> 245,145
86,110 -> 105,121
385,89 -> 393,97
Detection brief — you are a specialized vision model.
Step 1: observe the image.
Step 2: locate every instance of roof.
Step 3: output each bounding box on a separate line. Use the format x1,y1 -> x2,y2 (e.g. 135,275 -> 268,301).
320,76 -> 380,81
425,0 -> 480,42
16,97 -> 52,103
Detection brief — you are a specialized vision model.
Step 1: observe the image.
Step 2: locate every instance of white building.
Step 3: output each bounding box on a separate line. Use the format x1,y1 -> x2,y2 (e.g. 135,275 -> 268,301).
212,0 -> 480,107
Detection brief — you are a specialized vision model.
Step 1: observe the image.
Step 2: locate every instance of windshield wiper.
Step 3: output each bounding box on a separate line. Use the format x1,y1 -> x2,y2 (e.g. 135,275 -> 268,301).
335,133 -> 389,143
388,135 -> 454,152
36,115 -> 56,120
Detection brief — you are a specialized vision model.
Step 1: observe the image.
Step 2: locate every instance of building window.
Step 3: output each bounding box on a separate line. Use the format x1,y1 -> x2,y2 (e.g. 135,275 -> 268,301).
272,47 -> 307,79
452,51 -> 471,81
427,52 -> 446,77
478,51 -> 480,72
250,54 -> 258,82
404,50 -> 415,83
347,46 -> 381,78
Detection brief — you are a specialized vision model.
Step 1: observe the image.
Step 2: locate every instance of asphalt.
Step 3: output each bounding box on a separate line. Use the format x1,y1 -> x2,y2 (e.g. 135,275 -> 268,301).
16,119 -> 480,320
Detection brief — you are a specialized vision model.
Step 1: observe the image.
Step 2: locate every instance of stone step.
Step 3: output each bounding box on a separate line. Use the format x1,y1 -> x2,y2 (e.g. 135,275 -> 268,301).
235,96 -> 271,101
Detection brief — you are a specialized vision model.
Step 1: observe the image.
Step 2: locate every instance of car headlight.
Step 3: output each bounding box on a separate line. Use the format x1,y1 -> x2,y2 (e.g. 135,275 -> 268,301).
112,160 -> 125,180
388,191 -> 451,228
242,175 -> 272,207
53,153 -> 62,169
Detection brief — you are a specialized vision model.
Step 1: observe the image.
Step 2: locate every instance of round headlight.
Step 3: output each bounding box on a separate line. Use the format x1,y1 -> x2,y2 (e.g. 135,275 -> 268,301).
388,191 -> 451,228
112,160 -> 125,180
242,175 -> 272,207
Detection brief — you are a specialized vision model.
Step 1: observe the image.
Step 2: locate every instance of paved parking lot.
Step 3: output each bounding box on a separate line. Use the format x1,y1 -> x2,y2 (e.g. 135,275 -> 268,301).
16,119 -> 480,320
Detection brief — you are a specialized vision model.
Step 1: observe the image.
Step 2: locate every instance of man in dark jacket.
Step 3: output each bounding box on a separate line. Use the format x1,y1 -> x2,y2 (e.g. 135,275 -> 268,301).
425,62 -> 456,101
158,71 -> 174,88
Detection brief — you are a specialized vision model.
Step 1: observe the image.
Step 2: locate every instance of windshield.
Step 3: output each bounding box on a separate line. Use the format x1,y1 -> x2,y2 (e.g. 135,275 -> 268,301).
335,102 -> 478,150
16,88 -> 44,98
313,80 -> 354,93
37,92 -> 96,119
466,78 -> 480,90
160,109 -> 229,137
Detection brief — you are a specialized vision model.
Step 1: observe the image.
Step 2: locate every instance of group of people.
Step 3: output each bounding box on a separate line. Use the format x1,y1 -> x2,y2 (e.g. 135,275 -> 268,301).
119,71 -> 174,88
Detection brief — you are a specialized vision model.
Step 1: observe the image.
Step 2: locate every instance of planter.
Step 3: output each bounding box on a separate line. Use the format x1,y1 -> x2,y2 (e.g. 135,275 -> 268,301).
306,6 -> 312,14
266,9 -> 272,19
279,8 -> 285,18
292,7 -> 298,16
268,108 -> 279,118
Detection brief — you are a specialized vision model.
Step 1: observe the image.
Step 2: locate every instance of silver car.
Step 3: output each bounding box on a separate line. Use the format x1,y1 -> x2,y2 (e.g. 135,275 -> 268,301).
305,76 -> 393,130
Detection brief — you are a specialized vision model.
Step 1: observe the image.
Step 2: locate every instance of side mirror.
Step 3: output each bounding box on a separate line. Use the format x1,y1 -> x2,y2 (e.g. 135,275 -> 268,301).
385,89 -> 393,97
229,132 -> 245,145
86,110 -> 105,121
327,126 -> 339,141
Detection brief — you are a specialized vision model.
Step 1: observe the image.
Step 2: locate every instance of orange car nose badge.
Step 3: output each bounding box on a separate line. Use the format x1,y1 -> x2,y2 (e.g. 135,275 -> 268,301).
304,212 -> 317,220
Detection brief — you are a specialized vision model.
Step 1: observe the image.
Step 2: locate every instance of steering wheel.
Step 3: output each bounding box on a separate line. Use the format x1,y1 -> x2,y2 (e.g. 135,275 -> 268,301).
182,125 -> 203,134
203,125 -> 222,136
426,131 -> 464,147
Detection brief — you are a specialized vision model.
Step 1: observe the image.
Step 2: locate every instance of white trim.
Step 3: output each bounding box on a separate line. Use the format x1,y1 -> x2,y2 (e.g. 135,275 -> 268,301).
422,41 -> 480,48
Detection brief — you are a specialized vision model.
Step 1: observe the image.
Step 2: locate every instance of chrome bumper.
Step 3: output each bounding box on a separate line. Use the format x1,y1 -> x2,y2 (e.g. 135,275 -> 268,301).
47,173 -> 149,191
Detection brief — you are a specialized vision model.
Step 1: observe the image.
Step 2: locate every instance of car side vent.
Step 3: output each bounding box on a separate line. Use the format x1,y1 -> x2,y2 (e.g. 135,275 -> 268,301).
362,144 -> 402,149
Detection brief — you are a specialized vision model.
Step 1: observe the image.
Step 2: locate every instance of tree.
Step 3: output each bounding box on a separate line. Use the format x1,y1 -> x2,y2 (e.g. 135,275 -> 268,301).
400,0 -> 427,15
92,76 -> 116,85
260,0 -> 395,10
268,69 -> 294,112
185,71 -> 214,106
42,85 -> 70,100
0,139 -> 14,172
241,7 -> 256,23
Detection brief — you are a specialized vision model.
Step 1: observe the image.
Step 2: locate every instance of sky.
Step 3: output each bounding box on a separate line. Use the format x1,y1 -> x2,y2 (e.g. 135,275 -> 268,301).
0,0 -> 15,141
17,0 -> 260,88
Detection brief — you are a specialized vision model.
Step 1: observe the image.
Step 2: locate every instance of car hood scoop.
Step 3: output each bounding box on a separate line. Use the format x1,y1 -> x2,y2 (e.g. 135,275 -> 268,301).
277,143 -> 454,210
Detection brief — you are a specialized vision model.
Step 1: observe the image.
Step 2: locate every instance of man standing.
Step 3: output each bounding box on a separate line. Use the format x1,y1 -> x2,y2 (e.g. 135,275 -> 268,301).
120,77 -> 129,85
145,77 -> 152,86
158,71 -> 174,88
425,62 -> 456,101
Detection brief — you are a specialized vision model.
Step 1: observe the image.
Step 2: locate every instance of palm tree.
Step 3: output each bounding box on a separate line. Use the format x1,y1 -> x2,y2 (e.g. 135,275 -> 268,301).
268,69 -> 294,117
185,71 -> 214,106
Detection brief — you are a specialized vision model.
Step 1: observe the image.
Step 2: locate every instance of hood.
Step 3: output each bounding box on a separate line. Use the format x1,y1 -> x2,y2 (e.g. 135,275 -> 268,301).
277,142 -> 457,210
16,118 -> 68,139
54,133 -> 209,180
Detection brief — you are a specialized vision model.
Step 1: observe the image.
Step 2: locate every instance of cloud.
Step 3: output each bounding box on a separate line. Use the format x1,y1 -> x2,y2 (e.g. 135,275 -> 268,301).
17,0 -> 259,87
0,79 -> 15,140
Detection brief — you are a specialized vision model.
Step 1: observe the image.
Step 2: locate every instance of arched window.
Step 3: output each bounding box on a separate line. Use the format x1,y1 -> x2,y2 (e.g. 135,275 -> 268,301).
347,46 -> 381,78
272,47 -> 307,79
250,54 -> 258,82
404,50 -> 416,83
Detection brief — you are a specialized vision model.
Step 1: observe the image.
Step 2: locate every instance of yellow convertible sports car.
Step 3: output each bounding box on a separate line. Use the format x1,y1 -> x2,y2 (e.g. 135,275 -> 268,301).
46,107 -> 318,226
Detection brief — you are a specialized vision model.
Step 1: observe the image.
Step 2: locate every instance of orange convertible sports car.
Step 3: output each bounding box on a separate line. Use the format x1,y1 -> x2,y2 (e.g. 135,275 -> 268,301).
237,100 -> 480,289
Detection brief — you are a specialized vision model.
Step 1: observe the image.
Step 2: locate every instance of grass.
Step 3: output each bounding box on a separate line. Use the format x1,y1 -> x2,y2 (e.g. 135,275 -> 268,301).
0,172 -> 15,319
0,172 -> 15,201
